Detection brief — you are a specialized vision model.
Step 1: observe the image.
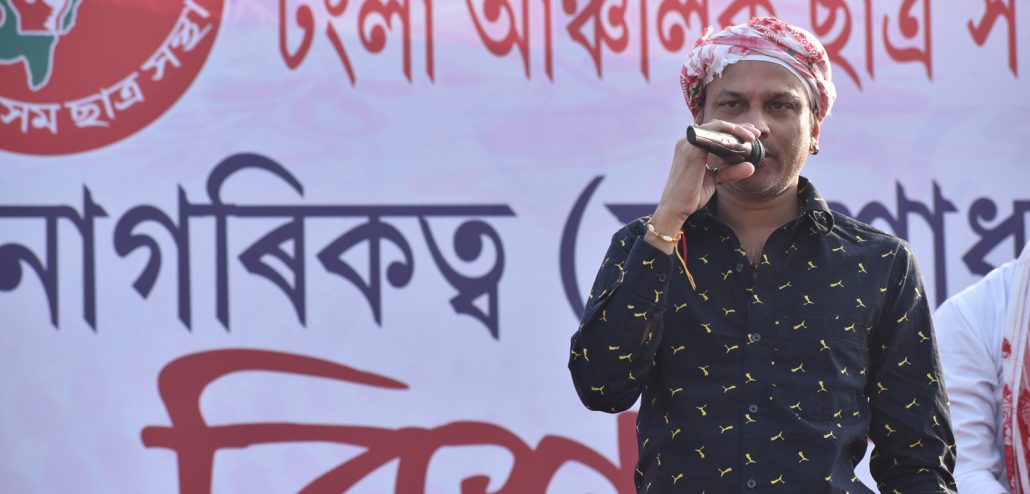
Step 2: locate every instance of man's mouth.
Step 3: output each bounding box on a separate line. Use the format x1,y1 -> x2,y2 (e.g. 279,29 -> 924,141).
757,151 -> 774,167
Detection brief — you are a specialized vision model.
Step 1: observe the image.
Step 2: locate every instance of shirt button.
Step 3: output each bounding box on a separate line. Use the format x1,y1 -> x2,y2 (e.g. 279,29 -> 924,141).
751,333 -> 762,342
748,404 -> 759,413
657,274 -> 667,282
746,479 -> 757,488
735,262 -> 745,272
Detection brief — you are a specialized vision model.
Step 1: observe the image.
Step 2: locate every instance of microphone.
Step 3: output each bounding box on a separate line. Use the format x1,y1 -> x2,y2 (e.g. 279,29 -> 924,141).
686,124 -> 765,167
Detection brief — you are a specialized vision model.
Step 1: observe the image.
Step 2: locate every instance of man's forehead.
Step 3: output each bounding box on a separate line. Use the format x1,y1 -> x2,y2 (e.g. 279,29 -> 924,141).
706,62 -> 810,101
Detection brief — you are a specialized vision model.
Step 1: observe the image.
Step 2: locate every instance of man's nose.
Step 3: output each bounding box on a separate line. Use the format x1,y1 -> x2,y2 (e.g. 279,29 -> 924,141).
742,108 -> 771,138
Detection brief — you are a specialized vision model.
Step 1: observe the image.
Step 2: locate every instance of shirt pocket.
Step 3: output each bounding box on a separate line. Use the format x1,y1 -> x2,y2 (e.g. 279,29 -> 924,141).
770,315 -> 870,423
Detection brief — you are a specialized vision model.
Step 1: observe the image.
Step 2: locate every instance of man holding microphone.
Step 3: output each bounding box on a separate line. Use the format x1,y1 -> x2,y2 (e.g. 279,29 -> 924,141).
568,17 -> 956,493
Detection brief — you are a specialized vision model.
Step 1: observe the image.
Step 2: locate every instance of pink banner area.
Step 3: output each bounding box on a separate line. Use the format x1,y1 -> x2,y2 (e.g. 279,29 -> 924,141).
1,0 -> 1028,492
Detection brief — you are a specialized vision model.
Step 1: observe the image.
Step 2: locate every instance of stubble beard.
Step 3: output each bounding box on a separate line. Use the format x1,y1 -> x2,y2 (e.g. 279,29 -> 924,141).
721,157 -> 804,201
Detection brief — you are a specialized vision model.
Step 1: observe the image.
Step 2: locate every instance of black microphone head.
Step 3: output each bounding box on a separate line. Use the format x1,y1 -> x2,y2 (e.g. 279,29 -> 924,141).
748,139 -> 765,167
686,125 -> 699,144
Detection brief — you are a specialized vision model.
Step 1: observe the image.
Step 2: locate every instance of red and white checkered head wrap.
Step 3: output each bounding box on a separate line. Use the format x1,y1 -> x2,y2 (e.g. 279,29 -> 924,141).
680,17 -> 836,123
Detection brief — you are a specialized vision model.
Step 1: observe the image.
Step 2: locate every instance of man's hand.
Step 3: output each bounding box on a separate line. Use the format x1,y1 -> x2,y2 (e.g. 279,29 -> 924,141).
645,120 -> 759,254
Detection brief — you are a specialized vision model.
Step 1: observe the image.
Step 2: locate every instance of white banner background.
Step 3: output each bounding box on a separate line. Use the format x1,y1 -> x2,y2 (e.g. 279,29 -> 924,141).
2,0 -> 1029,492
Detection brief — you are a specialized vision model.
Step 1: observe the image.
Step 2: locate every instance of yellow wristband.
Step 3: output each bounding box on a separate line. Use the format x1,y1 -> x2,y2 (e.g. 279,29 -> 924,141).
645,221 -> 682,243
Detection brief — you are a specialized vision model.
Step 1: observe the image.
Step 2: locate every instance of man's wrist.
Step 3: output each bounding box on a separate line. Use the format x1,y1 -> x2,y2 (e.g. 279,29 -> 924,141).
649,209 -> 689,236
649,207 -> 690,232
643,209 -> 688,255
645,221 -> 682,243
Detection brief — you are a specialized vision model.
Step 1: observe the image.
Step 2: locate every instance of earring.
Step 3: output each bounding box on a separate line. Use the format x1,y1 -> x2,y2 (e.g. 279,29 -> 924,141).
810,142 -> 820,155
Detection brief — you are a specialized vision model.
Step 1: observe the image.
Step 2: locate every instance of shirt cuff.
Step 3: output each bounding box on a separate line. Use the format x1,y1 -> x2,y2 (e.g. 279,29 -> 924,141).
619,230 -> 674,307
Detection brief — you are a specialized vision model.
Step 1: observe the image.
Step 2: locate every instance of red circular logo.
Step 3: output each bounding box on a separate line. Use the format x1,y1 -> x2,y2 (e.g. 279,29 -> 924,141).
0,0 -> 223,155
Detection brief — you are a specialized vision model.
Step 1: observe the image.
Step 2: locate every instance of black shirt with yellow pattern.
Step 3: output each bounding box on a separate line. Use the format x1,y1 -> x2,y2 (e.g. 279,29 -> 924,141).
568,177 -> 956,493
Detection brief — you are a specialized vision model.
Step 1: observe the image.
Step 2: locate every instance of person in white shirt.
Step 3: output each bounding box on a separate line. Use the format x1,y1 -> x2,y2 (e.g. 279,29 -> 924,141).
935,243 -> 1030,493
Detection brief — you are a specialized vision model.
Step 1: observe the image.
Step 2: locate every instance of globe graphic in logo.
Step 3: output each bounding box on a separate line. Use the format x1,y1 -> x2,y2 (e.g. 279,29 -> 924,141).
0,0 -> 224,155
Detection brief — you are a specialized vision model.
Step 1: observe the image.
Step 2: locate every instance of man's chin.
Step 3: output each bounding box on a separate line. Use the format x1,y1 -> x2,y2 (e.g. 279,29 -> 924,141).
724,172 -> 793,200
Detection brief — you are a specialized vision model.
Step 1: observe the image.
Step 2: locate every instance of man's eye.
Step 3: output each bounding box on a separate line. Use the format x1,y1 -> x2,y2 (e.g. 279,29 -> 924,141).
719,101 -> 740,108
770,102 -> 793,110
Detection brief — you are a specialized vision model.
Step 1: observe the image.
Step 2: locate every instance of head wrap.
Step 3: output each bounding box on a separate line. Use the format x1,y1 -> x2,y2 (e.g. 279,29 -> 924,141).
680,17 -> 836,123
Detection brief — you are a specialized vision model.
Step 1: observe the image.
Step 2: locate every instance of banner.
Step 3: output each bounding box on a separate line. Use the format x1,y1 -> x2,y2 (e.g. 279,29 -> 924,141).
1,0 -> 1028,491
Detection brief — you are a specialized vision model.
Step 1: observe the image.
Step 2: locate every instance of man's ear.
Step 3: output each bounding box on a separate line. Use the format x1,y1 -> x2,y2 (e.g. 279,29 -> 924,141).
694,106 -> 704,125
807,114 -> 821,155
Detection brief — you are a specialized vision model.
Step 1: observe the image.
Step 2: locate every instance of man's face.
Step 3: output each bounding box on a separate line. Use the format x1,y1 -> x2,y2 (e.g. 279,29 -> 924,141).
699,60 -> 819,200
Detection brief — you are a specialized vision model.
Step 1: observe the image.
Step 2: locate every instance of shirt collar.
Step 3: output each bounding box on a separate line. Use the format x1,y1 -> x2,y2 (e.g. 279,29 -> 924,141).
797,177 -> 835,235
687,176 -> 834,235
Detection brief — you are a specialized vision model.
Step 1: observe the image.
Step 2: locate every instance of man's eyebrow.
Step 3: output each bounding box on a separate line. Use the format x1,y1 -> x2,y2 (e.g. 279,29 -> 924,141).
714,90 -> 746,99
768,91 -> 804,101
714,90 -> 803,101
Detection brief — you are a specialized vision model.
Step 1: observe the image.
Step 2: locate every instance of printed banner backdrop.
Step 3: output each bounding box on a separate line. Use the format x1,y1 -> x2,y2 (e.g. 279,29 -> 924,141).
1,0 -> 1028,492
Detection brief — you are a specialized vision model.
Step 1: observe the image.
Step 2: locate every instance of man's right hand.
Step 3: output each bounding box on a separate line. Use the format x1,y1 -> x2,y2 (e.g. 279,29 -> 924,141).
644,120 -> 760,254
